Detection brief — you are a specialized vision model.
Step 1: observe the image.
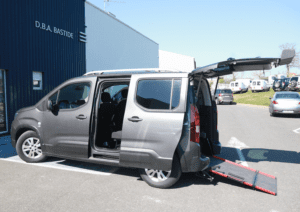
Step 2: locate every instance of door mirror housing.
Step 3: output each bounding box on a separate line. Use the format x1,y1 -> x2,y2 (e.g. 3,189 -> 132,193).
47,100 -> 53,111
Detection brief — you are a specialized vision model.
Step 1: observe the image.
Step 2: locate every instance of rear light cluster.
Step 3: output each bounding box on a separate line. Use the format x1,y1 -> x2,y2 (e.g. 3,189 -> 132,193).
261,87 -> 263,89
272,100 -> 278,104
219,94 -> 222,96
190,105 -> 200,144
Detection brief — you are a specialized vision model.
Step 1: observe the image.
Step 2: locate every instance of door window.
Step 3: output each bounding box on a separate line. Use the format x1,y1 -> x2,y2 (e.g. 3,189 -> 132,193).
57,83 -> 91,109
136,79 -> 181,110
0,70 -> 7,133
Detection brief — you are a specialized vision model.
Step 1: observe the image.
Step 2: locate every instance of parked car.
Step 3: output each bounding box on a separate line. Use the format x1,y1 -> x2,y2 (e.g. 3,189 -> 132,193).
251,80 -> 270,92
10,49 -> 294,188
269,92 -> 300,117
272,78 -> 290,91
288,75 -> 300,91
215,89 -> 234,105
229,81 -> 248,93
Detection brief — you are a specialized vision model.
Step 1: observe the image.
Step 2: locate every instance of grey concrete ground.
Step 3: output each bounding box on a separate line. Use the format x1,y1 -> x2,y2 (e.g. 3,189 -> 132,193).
0,104 -> 299,212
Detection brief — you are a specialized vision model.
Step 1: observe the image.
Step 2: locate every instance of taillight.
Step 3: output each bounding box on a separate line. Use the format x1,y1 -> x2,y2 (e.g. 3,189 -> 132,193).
298,102 -> 300,105
219,94 -> 222,96
190,105 -> 200,143
283,82 -> 285,85
272,100 -> 278,104
239,88 -> 241,90
261,87 -> 263,89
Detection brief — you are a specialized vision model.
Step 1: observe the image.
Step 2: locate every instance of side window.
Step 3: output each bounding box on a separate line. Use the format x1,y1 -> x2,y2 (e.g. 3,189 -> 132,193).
57,82 -> 91,109
136,79 -> 181,110
49,92 -> 58,105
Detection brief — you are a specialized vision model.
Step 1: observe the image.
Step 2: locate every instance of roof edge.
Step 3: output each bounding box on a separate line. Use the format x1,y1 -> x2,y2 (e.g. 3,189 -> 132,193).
85,1 -> 159,45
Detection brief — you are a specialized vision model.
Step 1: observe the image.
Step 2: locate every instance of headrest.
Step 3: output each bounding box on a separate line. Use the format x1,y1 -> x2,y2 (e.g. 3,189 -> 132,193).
121,89 -> 128,99
101,92 -> 111,103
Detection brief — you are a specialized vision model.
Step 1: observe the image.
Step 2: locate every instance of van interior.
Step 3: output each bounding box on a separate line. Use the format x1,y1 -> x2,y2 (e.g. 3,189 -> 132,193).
94,81 -> 130,150
192,78 -> 215,156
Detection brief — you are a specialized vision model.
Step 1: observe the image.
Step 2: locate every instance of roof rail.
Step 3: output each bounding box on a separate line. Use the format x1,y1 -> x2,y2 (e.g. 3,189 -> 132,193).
83,68 -> 183,76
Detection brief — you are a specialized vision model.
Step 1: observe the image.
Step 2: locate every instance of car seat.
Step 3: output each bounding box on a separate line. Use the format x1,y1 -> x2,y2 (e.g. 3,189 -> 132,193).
111,89 -> 128,139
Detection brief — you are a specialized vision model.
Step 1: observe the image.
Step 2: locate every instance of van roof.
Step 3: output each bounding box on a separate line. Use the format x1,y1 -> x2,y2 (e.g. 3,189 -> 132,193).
83,68 -> 185,76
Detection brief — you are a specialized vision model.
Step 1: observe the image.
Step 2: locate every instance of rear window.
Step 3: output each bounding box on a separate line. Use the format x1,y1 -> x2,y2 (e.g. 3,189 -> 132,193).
276,93 -> 300,99
136,79 -> 181,110
291,77 -> 299,81
257,81 -> 261,85
235,82 -> 238,87
220,89 -> 232,94
253,81 -> 256,85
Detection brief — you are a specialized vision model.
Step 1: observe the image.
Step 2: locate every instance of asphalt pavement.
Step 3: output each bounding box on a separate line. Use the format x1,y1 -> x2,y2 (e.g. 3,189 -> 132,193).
0,104 -> 299,212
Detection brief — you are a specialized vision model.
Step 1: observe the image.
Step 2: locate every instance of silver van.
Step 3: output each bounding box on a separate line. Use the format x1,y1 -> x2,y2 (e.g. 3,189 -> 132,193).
10,50 -> 294,188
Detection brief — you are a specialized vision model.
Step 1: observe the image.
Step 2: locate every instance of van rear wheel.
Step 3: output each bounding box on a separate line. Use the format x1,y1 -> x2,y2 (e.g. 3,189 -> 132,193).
139,155 -> 182,188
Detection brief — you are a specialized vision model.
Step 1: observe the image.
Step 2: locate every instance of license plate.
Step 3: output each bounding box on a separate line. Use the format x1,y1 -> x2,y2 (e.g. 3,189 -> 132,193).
282,111 -> 294,113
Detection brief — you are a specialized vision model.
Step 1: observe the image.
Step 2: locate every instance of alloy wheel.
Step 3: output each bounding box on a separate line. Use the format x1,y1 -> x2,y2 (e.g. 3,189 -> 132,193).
22,137 -> 43,159
145,169 -> 172,182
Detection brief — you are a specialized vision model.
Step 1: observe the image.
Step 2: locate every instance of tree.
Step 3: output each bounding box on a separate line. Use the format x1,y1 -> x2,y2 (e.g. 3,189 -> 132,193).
251,70 -> 265,79
279,43 -> 300,76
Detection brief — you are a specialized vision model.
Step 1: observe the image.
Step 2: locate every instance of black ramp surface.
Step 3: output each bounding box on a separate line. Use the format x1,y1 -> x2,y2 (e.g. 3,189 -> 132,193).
209,156 -> 277,195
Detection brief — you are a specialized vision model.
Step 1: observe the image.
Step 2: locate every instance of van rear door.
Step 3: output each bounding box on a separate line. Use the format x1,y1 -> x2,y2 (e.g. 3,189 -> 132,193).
190,49 -> 295,79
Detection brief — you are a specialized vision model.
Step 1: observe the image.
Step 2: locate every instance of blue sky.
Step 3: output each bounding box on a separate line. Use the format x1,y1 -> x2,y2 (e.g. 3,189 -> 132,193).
88,0 -> 300,78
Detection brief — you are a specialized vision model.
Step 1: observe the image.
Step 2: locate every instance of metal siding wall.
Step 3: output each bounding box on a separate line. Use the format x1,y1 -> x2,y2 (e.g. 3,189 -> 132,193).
85,3 -> 159,72
0,0 -> 86,133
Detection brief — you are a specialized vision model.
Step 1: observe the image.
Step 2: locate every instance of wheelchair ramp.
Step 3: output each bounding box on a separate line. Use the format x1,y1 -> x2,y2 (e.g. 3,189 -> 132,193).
209,156 -> 277,196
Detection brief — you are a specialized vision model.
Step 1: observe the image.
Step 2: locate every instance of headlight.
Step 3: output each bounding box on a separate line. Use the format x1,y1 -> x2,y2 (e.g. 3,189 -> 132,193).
14,110 -> 20,119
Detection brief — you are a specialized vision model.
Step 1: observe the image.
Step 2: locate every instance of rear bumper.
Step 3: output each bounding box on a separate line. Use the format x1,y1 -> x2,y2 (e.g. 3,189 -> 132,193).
271,105 -> 300,114
184,142 -> 210,173
218,97 -> 233,102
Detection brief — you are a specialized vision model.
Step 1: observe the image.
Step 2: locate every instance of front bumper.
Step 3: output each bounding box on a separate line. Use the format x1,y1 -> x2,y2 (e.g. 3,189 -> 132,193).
10,120 -> 18,148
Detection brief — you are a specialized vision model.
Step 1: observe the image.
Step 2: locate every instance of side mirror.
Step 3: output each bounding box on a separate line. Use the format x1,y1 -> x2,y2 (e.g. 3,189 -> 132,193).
47,100 -> 53,111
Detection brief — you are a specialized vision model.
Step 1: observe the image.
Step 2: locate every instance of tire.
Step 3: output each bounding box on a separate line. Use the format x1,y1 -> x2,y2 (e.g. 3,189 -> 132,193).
139,154 -> 182,189
16,130 -> 48,163
252,90 -> 255,93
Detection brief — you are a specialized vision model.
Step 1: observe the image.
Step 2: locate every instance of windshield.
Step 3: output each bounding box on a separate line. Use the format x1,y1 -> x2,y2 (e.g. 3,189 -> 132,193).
276,93 -> 300,99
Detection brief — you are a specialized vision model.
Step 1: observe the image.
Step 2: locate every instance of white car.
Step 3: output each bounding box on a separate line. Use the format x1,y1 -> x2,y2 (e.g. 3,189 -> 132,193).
229,81 -> 248,93
251,80 -> 270,92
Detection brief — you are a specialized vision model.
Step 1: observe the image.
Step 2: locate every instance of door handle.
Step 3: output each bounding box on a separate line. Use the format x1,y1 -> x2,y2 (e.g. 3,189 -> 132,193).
76,114 -> 87,120
128,116 -> 143,122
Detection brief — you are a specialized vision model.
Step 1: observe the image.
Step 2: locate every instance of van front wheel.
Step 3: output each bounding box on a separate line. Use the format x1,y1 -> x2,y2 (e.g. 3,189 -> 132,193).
139,155 -> 182,188
16,130 -> 48,163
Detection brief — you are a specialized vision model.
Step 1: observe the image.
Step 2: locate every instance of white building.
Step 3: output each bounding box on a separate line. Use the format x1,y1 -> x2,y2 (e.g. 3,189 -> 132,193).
85,2 -> 159,72
159,50 -> 196,72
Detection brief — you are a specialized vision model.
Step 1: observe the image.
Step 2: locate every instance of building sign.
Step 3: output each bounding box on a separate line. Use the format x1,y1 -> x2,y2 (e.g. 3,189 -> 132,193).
35,21 -> 74,39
